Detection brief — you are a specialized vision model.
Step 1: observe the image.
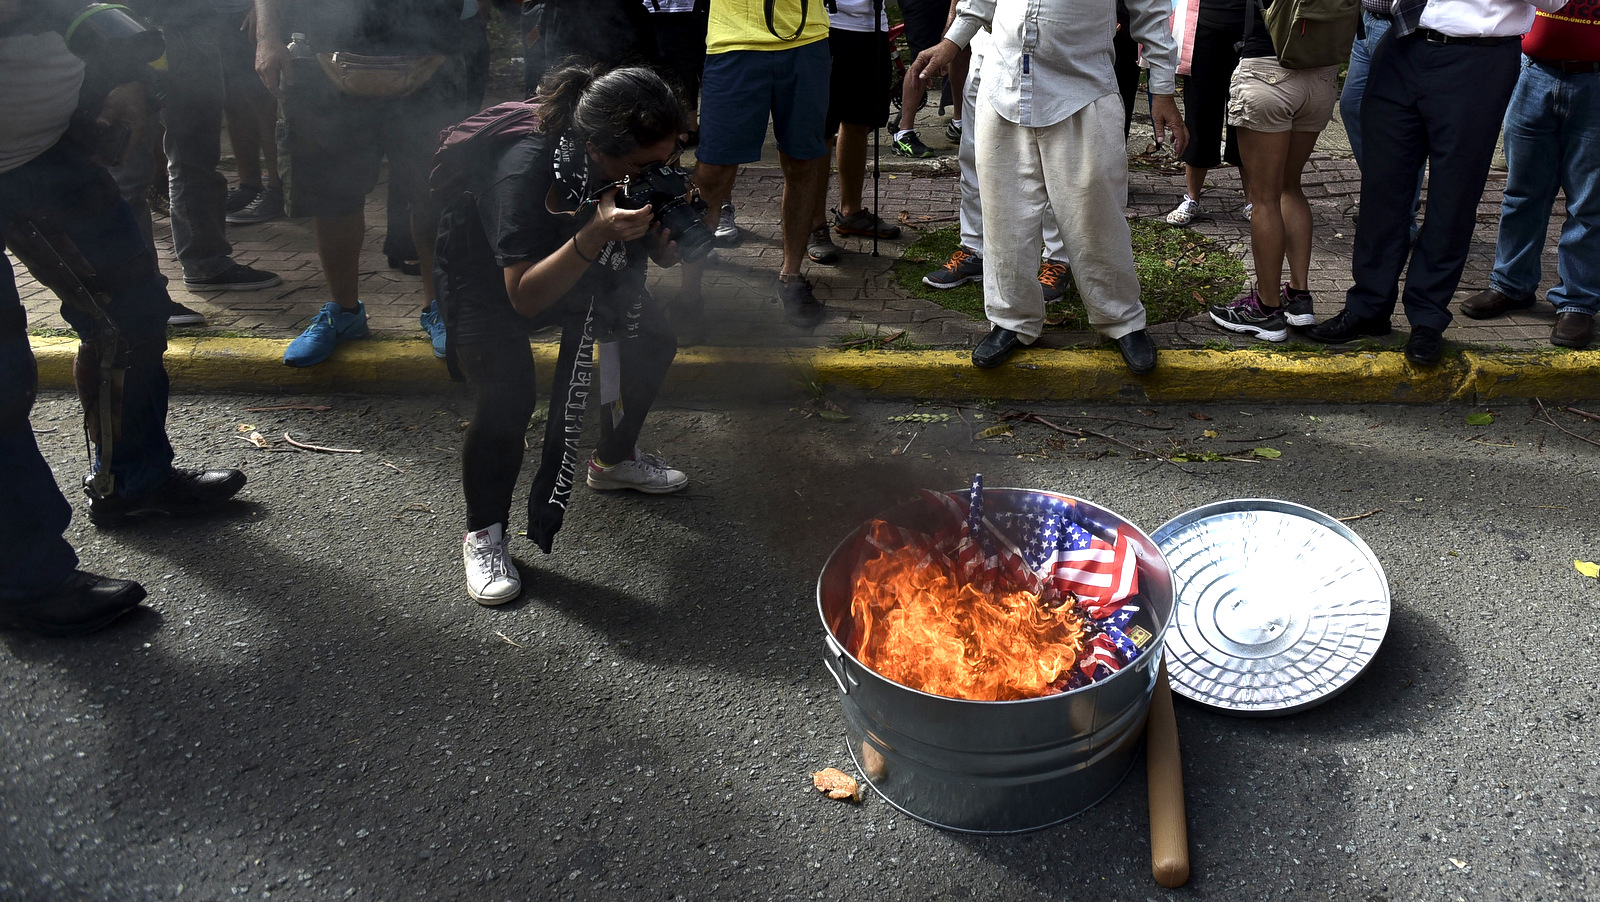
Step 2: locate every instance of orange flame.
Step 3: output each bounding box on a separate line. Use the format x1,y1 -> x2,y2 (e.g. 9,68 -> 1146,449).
849,529 -> 1087,701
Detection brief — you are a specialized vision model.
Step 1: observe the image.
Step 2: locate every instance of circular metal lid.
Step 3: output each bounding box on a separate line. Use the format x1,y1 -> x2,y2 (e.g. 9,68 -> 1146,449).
1149,499 -> 1390,716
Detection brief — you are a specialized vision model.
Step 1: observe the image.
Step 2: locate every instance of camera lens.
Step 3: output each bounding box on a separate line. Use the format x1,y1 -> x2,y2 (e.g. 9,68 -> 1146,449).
661,204 -> 715,263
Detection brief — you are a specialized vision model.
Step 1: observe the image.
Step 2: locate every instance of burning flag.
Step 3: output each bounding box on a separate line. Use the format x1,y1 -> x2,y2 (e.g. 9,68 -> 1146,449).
846,477 -> 1150,700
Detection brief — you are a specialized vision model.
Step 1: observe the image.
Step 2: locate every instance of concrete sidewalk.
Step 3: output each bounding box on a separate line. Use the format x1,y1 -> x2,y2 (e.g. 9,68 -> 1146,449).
15,104 -> 1596,401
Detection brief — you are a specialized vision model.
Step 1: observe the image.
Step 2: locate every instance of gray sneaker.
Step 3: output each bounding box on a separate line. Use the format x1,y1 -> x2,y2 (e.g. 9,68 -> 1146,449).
713,202 -> 739,246
226,186 -> 284,224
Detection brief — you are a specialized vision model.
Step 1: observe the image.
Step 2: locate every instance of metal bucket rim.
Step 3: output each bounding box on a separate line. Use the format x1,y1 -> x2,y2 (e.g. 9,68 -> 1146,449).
816,487 -> 1175,706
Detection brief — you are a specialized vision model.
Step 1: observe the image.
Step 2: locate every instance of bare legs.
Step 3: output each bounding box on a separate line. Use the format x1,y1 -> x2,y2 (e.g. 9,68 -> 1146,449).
1237,128 -> 1320,302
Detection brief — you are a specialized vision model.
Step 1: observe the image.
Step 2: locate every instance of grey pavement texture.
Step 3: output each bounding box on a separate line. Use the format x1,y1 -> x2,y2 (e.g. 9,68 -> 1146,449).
12,102 -> 1572,356
5,390 -> 1600,900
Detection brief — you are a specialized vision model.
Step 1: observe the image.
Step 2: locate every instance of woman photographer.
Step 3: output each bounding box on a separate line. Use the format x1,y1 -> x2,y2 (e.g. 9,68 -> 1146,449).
434,63 -> 690,605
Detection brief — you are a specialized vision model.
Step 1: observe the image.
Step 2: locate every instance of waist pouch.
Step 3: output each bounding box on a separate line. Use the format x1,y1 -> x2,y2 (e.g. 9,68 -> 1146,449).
316,52 -> 446,98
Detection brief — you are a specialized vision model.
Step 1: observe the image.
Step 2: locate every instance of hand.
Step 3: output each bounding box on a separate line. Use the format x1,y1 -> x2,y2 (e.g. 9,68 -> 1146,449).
1150,94 -> 1189,159
581,187 -> 656,248
256,37 -> 290,99
647,222 -> 680,268
908,39 -> 961,85
94,83 -> 147,166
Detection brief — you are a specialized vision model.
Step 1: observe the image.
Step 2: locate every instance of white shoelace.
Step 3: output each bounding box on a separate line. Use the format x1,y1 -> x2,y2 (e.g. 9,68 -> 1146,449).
468,538 -> 512,580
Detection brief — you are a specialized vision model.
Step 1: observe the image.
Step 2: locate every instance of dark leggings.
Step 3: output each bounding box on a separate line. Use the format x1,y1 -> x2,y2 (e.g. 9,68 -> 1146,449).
454,296 -> 677,532
1179,18 -> 1244,170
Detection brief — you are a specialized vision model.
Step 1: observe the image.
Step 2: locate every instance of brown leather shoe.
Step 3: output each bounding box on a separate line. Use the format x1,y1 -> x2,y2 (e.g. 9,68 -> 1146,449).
1460,288 -> 1534,320
1551,312 -> 1594,349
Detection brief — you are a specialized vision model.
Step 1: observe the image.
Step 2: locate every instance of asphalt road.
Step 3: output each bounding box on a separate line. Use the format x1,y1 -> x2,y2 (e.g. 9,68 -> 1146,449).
5,388 -> 1599,901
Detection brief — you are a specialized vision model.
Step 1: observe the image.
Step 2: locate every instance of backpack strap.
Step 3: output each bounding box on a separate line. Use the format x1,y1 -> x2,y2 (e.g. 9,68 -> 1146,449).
1237,0 -> 1260,53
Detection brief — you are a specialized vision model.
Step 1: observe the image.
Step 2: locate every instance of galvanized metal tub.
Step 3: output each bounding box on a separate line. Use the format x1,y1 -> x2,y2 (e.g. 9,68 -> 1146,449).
816,489 -> 1175,834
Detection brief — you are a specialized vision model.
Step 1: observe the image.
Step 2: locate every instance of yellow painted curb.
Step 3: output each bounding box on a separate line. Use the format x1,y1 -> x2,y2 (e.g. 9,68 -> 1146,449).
28,336 -> 1600,403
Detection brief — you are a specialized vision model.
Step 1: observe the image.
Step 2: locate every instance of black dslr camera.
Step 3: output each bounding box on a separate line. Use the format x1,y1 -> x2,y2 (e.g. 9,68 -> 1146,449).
616,164 -> 715,264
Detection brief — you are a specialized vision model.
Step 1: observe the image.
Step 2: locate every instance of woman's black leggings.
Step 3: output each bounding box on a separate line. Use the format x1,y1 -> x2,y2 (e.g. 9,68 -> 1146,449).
454,297 -> 677,532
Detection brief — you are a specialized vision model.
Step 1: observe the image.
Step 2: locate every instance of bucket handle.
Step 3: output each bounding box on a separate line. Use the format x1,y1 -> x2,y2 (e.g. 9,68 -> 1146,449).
822,634 -> 859,695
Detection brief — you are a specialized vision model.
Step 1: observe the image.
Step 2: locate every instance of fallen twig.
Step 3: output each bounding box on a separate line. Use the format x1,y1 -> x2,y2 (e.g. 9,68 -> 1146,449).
283,432 -> 362,454
243,404 -> 333,412
1021,413 -> 1196,475
839,329 -> 906,349
1337,508 -> 1383,523
1221,431 -> 1290,443
1000,410 -> 1174,431
494,631 -> 523,648
1563,405 -> 1600,423
1534,399 -> 1600,449
380,460 -> 405,473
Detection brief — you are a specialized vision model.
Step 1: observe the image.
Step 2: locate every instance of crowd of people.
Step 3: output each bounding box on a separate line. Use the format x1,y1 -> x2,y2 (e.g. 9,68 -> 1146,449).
3,0 -> 1595,634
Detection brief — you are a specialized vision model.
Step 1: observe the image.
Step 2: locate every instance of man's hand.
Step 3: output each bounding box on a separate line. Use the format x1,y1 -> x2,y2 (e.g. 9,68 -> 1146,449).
93,83 -> 148,166
1150,94 -> 1189,159
908,39 -> 961,85
256,34 -> 290,98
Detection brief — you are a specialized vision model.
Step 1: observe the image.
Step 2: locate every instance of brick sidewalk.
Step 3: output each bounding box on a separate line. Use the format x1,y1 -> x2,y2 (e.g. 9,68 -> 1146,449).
13,147 -> 1569,355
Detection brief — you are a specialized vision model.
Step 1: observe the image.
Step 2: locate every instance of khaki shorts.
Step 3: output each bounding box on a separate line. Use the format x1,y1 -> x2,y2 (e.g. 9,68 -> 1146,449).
1225,57 -> 1339,133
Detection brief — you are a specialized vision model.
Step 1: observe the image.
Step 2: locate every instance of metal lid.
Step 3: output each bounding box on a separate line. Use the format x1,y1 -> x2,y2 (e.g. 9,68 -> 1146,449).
1149,499 -> 1390,716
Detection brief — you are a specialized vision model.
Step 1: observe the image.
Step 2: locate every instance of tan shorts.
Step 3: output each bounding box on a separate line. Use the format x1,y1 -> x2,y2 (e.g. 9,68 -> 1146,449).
1225,57 -> 1340,133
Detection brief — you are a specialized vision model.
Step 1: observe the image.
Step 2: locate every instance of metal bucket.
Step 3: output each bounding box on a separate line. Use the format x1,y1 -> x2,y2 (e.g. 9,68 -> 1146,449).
816,489 -> 1175,834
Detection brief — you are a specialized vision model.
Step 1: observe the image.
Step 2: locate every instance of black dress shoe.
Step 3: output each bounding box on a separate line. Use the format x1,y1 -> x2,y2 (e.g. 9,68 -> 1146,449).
972,325 -> 1025,369
0,571 -> 146,638
1306,308 -> 1393,343
387,255 -> 422,276
1405,327 -> 1445,366
1114,329 -> 1157,375
85,467 -> 247,527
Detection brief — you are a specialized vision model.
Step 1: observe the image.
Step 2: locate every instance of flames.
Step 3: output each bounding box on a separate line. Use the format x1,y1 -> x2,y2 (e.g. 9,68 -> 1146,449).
848,524 -> 1088,702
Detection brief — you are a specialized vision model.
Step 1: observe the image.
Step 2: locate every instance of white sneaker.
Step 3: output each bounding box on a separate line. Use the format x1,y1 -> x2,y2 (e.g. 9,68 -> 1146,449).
585,450 -> 689,494
463,524 -> 521,605
1165,194 -> 1202,226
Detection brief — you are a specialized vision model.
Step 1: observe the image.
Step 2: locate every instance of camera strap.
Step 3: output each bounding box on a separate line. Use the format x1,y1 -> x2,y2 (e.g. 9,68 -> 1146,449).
764,0 -> 810,42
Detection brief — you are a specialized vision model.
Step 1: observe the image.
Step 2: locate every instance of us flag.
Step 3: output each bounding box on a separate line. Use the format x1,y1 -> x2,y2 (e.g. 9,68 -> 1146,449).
995,491 -> 1140,617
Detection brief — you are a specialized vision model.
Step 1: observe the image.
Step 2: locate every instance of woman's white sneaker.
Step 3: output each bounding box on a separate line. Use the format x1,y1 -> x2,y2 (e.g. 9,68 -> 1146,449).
463,524 -> 521,605
585,450 -> 688,494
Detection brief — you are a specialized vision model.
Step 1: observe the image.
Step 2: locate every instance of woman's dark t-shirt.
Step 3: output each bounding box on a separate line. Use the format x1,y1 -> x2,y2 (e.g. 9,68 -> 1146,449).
435,132 -> 650,337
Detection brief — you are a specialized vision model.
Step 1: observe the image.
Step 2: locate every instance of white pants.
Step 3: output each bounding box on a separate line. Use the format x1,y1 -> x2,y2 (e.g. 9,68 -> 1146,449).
973,93 -> 1147,341
959,34 -> 1065,263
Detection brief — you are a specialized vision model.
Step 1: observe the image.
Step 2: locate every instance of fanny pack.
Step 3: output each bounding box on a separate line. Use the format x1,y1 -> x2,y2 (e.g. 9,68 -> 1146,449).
315,52 -> 446,98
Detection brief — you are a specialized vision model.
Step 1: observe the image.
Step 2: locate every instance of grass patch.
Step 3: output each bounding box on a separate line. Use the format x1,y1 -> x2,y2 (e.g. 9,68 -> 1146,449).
833,327 -> 929,352
892,220 -> 1246,332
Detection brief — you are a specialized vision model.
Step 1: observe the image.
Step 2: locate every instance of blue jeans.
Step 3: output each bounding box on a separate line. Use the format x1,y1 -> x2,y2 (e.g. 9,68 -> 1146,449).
1490,57 -> 1600,317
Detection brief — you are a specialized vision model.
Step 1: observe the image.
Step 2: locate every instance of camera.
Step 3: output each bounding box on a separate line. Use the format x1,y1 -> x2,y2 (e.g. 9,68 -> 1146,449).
617,164 -> 715,264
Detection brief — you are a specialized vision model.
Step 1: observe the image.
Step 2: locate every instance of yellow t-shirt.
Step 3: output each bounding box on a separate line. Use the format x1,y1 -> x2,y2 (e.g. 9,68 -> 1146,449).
706,0 -> 830,54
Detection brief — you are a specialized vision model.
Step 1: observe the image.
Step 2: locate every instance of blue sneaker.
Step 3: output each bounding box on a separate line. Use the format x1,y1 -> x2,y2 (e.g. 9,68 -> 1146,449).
283,301 -> 369,367
420,300 -> 447,359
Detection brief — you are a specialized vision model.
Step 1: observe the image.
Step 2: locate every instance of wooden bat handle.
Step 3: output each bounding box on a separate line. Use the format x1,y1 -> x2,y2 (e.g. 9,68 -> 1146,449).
1147,656 -> 1190,888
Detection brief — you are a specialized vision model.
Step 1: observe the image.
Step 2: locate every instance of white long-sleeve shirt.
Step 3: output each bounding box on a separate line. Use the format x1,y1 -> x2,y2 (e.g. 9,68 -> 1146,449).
1416,0 -> 1568,38
944,0 -> 1178,129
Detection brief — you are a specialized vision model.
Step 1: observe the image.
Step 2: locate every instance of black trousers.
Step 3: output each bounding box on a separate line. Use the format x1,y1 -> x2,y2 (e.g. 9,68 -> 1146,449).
1345,32 -> 1522,332
1177,18 -> 1243,170
453,294 -> 677,538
